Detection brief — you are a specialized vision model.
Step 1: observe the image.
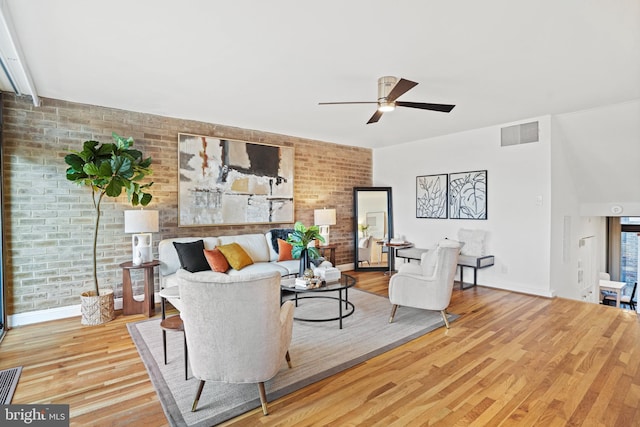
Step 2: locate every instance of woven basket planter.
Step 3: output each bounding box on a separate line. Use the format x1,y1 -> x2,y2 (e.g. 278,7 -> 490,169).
81,289 -> 115,325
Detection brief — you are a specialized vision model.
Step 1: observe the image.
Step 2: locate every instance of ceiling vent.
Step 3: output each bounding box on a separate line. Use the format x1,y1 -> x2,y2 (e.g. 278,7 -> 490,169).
501,121 -> 538,147
0,0 -> 39,106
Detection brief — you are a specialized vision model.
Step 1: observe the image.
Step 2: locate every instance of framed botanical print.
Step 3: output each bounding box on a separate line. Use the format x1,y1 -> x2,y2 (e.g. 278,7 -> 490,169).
416,174 -> 448,219
449,170 -> 487,220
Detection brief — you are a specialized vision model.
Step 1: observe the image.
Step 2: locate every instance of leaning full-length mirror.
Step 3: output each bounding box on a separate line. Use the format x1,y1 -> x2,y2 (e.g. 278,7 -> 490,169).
353,187 -> 393,271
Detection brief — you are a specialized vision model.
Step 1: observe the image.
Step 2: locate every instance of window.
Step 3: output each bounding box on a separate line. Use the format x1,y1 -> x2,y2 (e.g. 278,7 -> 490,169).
620,217 -> 639,287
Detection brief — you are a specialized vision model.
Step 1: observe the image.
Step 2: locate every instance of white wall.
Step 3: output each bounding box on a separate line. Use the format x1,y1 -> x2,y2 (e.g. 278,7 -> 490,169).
549,100 -> 639,301
374,116 -> 553,297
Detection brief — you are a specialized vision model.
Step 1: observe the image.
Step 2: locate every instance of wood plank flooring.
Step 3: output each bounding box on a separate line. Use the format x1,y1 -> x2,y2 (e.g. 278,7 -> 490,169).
1,271 -> 639,426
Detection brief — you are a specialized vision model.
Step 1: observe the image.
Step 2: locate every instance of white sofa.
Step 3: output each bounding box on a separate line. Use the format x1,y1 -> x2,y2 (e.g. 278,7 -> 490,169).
158,231 -> 309,310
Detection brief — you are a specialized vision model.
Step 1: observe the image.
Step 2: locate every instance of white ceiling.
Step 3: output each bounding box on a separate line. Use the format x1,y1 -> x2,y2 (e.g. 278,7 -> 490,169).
4,0 -> 640,149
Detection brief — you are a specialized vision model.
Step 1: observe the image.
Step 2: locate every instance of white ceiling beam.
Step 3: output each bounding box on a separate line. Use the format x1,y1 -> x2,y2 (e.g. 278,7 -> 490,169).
0,0 -> 39,106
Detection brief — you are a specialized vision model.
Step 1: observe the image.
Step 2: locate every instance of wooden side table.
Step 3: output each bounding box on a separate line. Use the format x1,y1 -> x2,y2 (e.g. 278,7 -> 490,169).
119,260 -> 160,317
318,244 -> 337,266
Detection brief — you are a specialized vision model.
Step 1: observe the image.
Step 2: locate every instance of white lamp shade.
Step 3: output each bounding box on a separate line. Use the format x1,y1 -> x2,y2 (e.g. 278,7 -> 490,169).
314,208 -> 336,226
124,210 -> 159,233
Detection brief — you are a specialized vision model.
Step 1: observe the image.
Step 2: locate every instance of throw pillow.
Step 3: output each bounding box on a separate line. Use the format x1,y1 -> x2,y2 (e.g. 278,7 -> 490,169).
458,229 -> 486,256
277,239 -> 293,261
269,228 -> 294,253
203,248 -> 230,272
217,243 -> 254,270
173,240 -> 211,273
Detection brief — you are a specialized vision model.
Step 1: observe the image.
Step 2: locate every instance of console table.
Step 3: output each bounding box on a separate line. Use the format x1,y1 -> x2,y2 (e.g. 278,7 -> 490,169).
120,260 -> 160,316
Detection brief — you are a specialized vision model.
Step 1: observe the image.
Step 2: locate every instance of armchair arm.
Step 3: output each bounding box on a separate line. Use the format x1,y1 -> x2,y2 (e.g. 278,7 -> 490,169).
397,262 -> 422,275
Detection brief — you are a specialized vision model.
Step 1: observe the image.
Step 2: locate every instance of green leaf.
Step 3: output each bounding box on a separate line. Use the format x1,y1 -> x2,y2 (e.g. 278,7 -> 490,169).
95,161 -> 111,177
105,178 -> 123,198
111,156 -> 133,177
83,163 -> 99,176
64,153 -> 85,171
66,170 -> 87,181
139,193 -> 152,206
307,247 -> 321,259
82,140 -> 100,153
139,157 -> 152,168
96,143 -> 116,156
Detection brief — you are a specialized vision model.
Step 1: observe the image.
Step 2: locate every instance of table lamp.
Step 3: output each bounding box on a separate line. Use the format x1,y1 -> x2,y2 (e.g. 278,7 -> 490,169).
314,208 -> 336,246
124,210 -> 159,265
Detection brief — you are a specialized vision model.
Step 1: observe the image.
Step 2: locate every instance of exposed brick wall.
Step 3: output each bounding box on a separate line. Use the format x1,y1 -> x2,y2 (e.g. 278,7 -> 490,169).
1,93 -> 372,315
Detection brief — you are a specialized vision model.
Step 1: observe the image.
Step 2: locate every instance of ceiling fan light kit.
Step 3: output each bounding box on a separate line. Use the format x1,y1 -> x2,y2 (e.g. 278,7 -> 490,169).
319,75 -> 455,124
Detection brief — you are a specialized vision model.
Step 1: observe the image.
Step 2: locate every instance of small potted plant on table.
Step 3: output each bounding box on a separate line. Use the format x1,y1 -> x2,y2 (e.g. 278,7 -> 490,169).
287,221 -> 325,277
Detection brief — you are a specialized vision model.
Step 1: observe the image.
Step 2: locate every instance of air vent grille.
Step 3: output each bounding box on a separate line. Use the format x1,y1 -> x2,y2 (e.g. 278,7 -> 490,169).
501,121 -> 539,146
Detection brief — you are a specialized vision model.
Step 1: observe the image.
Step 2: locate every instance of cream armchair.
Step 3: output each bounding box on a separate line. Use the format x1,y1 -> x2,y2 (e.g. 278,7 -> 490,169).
388,240 -> 461,328
177,269 -> 294,415
358,236 -> 373,266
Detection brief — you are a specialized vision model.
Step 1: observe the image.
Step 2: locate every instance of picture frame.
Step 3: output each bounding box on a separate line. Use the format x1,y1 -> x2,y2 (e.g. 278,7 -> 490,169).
416,174 -> 448,219
177,133 -> 294,226
449,170 -> 487,220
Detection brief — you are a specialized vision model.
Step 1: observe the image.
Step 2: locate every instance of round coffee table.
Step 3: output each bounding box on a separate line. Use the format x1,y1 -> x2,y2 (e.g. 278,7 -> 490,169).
281,273 -> 356,329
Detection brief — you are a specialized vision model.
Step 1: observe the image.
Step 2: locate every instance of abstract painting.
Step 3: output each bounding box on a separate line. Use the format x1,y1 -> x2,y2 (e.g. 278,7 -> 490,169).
449,170 -> 487,220
178,133 -> 294,226
416,174 -> 448,219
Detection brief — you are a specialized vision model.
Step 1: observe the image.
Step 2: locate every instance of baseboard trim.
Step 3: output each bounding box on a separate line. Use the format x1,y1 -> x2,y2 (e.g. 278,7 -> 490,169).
8,297 -> 126,328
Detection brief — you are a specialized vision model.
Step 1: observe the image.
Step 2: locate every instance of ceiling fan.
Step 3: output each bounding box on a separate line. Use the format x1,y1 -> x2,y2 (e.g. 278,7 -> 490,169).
319,76 -> 455,124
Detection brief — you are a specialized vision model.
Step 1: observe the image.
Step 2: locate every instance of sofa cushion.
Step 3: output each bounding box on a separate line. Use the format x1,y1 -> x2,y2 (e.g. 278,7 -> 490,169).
173,240 -> 211,273
277,239 -> 294,261
218,234 -> 271,263
226,262 -> 290,277
273,259 -> 300,275
203,248 -> 230,272
217,243 -> 254,270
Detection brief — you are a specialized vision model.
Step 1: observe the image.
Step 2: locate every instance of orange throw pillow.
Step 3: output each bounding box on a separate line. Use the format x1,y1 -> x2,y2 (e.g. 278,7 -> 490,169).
203,248 -> 230,272
277,239 -> 293,261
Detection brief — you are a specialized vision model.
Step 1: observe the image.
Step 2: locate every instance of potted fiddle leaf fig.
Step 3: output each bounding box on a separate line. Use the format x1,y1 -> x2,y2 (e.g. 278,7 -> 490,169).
287,221 -> 325,276
65,132 -> 153,325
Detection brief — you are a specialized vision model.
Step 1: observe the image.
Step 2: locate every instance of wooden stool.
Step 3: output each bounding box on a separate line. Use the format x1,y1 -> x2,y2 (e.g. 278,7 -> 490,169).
160,315 -> 188,380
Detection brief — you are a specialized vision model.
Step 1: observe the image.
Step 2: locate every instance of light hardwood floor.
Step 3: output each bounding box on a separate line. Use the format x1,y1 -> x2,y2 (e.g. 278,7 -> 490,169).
1,271 -> 639,426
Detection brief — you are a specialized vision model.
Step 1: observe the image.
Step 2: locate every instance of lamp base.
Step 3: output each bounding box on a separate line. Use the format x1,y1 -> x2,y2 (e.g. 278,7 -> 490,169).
132,233 -> 153,265
318,225 -> 330,246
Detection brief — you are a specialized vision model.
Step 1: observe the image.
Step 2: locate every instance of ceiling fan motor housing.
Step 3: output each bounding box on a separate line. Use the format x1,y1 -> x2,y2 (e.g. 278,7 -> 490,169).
377,76 -> 398,101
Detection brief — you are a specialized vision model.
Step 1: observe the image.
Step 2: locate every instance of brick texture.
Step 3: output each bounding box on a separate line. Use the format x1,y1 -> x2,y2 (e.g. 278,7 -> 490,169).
1,93 -> 372,315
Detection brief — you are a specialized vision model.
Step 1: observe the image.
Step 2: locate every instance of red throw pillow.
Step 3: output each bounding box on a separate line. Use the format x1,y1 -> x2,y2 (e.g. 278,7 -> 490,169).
277,239 -> 293,261
203,248 -> 230,272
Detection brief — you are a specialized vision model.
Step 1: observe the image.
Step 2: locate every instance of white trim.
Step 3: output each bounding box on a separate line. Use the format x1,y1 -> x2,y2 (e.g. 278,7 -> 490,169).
8,297 -> 126,327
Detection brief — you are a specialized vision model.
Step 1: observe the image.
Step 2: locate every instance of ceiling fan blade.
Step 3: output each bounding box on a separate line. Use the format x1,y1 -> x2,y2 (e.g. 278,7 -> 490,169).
396,101 -> 455,113
367,110 -> 383,124
386,78 -> 418,102
318,101 -> 377,105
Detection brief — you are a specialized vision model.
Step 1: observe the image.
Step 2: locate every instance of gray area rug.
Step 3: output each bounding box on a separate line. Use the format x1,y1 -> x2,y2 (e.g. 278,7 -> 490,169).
128,288 -> 456,427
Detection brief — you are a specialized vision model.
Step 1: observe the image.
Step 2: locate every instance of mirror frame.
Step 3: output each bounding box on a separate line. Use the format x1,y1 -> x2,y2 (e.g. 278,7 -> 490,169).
353,187 -> 393,271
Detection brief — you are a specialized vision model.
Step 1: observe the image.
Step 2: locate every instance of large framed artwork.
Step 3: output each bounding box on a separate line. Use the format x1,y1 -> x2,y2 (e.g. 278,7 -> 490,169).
178,133 -> 294,226
449,170 -> 487,220
416,174 -> 448,219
